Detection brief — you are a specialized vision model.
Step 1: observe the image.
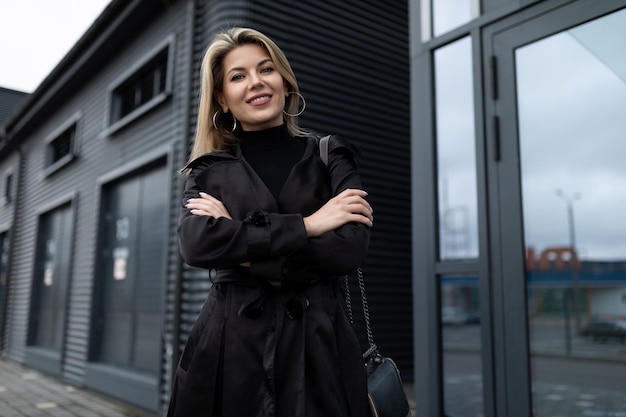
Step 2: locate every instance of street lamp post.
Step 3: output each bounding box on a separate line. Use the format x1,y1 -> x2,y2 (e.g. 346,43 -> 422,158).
555,189 -> 581,332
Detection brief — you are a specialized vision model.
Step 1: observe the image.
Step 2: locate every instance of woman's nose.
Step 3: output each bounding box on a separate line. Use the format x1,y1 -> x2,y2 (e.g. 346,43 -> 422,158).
248,73 -> 263,88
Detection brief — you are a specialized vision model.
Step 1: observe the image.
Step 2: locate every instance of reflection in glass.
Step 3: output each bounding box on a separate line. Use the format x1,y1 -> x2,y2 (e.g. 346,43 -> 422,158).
432,0 -> 479,37
516,8 -> 626,417
441,275 -> 482,417
435,37 -> 479,260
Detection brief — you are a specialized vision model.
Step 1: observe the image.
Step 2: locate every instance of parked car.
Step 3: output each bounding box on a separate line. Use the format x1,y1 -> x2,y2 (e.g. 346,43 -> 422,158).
581,317 -> 626,343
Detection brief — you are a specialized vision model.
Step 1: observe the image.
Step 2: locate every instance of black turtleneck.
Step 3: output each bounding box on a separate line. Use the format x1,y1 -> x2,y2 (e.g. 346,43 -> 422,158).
239,124 -> 305,200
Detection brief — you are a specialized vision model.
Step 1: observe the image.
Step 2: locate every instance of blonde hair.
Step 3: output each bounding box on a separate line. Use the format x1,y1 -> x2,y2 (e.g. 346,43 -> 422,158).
184,27 -> 306,171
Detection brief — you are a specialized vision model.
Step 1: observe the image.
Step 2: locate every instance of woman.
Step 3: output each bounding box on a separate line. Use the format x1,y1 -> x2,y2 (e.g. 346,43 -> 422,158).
169,27 -> 373,417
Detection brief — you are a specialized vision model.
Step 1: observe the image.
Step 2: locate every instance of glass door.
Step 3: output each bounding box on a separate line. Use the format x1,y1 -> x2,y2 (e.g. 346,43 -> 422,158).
488,2 -> 626,417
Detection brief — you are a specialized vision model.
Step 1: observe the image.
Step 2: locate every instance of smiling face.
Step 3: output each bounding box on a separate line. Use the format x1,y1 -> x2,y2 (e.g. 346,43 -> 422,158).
215,43 -> 288,131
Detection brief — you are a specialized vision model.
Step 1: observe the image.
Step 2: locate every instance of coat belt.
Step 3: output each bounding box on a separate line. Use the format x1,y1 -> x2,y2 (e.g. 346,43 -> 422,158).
213,268 -> 338,417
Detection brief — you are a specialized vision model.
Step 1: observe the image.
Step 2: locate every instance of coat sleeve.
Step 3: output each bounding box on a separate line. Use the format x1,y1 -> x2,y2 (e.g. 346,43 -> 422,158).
246,137 -> 370,281
177,164 -> 308,269
305,137 -> 370,275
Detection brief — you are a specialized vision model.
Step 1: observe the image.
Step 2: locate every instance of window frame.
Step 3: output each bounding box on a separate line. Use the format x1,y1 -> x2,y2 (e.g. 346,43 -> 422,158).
43,112 -> 81,177
104,35 -> 174,137
2,170 -> 14,205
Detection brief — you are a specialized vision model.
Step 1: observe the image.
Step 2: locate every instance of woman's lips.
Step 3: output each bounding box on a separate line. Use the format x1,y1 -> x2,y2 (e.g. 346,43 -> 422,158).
248,95 -> 272,105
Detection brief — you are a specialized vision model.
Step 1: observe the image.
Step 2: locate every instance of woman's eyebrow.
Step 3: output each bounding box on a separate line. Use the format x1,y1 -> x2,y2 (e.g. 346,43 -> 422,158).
226,59 -> 273,75
257,58 -> 273,67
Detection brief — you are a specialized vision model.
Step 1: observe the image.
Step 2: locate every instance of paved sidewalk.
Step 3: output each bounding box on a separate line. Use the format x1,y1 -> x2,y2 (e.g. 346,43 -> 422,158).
0,357 -> 417,417
0,359 -> 154,417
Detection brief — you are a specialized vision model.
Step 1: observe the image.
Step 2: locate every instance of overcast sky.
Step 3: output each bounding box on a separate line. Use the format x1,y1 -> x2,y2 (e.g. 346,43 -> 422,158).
0,0 -> 111,93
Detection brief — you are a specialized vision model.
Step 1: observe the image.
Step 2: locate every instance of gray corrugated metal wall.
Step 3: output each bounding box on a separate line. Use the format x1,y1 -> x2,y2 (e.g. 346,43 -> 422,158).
175,0 -> 412,387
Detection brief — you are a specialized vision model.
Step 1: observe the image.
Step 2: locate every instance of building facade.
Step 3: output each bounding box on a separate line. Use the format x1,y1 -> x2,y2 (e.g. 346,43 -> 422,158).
2,0 -> 625,416
411,0 -> 626,416
0,0 -> 411,414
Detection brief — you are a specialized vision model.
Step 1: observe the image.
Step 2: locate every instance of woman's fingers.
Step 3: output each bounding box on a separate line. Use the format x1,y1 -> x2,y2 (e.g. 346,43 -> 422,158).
346,202 -> 374,222
186,192 -> 232,219
303,189 -> 373,237
335,190 -> 373,222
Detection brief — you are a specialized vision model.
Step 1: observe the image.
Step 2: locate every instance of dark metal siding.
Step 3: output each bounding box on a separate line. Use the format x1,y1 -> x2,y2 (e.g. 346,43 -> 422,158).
175,0 -> 413,382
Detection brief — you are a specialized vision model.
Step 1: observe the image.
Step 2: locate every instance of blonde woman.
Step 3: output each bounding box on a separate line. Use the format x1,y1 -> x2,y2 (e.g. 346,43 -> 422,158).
169,27 -> 373,417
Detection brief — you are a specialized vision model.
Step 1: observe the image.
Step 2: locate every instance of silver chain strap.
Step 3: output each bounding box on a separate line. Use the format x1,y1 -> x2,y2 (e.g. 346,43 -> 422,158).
344,273 -> 354,324
344,267 -> 376,351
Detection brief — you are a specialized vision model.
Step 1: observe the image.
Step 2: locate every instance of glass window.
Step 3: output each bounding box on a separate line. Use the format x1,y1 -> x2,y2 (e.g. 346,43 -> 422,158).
111,48 -> 169,125
516,8 -> 626,417
3,173 -> 13,203
47,125 -> 75,166
432,0 -> 480,37
43,120 -> 77,176
435,37 -> 479,260
441,274 -> 483,416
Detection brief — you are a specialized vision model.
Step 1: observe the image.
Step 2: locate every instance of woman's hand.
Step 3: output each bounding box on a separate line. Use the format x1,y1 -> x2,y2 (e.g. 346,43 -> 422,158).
186,192 -> 232,220
186,193 -> 249,266
303,189 -> 373,237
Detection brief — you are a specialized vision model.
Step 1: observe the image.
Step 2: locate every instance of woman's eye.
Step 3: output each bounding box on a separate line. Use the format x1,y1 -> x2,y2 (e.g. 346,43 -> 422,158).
230,74 -> 244,81
260,67 -> 274,74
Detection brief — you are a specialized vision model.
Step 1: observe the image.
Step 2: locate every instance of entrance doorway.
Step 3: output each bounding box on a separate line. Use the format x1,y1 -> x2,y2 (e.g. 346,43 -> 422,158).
488,3 -> 626,416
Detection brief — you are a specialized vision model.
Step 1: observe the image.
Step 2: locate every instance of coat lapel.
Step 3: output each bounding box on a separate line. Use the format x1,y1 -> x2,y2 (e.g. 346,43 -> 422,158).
190,137 -> 325,218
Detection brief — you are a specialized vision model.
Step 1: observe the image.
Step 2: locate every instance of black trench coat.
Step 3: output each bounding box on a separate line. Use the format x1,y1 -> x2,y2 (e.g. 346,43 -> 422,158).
168,135 -> 371,417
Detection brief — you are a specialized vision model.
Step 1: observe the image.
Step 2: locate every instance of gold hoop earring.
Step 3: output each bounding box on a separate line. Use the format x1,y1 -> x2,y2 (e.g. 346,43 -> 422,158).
282,92 -> 306,117
212,110 -> 237,133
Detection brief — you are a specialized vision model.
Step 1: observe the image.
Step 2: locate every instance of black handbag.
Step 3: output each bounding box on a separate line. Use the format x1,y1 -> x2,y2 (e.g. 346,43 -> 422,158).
344,268 -> 411,417
318,135 -> 411,417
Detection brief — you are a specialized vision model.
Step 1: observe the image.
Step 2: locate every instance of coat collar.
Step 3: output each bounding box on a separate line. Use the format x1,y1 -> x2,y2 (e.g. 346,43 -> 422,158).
184,135 -> 320,171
